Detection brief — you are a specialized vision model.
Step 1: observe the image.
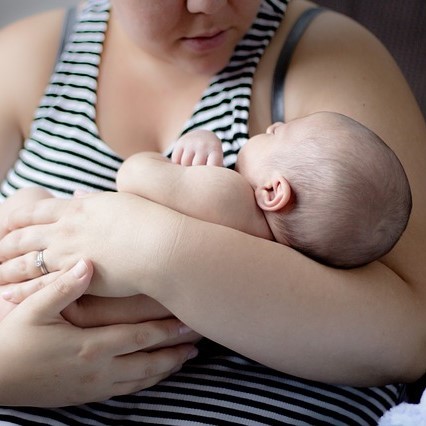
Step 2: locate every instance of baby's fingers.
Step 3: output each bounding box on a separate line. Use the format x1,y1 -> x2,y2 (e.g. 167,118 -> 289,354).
180,149 -> 196,166
192,152 -> 209,166
171,145 -> 184,164
206,150 -> 224,166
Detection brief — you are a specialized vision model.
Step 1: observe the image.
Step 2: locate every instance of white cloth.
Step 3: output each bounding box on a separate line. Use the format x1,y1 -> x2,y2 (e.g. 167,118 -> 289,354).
378,389 -> 426,426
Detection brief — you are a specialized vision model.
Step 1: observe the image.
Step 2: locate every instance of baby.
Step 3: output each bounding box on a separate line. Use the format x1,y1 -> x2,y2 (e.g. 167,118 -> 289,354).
0,111 -> 412,317
117,111 -> 412,268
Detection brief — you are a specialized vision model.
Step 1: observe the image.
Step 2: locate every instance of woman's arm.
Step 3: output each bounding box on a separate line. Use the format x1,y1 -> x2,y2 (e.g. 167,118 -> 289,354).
162,5 -> 426,385
1,188 -> 423,386
0,12 -> 199,405
0,9 -> 67,180
121,3 -> 426,385
110,4 -> 426,384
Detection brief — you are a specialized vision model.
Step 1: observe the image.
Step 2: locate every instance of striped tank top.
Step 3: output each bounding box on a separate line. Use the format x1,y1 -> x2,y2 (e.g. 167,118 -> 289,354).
0,1 -> 403,424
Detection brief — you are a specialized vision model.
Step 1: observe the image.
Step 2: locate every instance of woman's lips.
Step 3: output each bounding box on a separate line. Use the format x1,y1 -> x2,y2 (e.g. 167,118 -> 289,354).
181,31 -> 227,52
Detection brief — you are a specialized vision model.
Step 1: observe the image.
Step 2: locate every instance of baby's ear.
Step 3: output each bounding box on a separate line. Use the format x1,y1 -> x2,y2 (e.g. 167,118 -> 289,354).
255,175 -> 291,212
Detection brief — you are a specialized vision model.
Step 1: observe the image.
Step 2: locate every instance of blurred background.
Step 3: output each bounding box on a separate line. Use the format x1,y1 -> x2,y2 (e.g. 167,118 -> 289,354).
0,0 -> 77,27
0,0 -> 78,27
0,0 -> 424,114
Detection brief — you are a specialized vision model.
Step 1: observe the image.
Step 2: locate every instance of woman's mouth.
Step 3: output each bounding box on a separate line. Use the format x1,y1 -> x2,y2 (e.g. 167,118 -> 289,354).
181,31 -> 227,52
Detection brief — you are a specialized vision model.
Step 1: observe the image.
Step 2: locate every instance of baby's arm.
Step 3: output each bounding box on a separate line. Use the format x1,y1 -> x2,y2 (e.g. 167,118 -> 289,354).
117,152 -> 245,231
117,133 -> 271,238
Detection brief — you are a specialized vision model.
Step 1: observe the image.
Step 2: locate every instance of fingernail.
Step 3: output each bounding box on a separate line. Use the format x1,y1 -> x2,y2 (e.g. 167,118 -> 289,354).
72,259 -> 88,279
1,291 -> 13,301
178,323 -> 194,335
187,348 -> 198,361
73,189 -> 89,198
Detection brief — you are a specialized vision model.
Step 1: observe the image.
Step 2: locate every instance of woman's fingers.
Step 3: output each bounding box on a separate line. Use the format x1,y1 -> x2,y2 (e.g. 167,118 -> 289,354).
0,256 -> 200,406
22,259 -> 93,319
0,197 -> 78,260
0,252 -> 63,303
0,251 -> 46,285
0,197 -> 64,239
111,344 -> 197,385
63,294 -> 172,328
0,225 -> 50,262
94,318 -> 196,357
1,271 -> 61,303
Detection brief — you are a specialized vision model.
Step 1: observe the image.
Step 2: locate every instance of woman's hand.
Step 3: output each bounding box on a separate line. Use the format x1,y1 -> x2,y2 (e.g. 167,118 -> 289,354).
62,293 -> 202,350
0,192 -> 174,298
0,260 -> 198,407
63,293 -> 174,327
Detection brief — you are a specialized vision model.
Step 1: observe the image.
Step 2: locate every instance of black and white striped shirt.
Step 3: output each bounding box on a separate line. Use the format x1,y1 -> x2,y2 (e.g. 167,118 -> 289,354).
0,0 -> 403,424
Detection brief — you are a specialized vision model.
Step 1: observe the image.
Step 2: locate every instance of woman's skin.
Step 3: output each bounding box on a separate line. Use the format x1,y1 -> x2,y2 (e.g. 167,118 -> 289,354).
0,193 -> 199,406
0,0 -> 424,406
0,257 -> 198,407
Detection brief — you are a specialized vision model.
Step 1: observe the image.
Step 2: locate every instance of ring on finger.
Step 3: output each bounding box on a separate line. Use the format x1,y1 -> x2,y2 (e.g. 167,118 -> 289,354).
35,250 -> 49,275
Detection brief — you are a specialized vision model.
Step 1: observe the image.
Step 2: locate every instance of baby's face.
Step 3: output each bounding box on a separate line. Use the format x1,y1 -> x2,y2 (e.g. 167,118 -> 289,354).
235,120 -> 304,187
235,122 -> 288,187
235,112 -> 337,188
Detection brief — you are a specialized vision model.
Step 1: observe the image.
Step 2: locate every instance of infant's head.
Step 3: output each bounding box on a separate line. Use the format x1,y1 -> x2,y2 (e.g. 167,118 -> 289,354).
236,112 -> 412,268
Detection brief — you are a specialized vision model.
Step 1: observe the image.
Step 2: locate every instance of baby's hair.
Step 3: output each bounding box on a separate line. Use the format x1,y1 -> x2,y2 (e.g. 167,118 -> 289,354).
267,113 -> 412,268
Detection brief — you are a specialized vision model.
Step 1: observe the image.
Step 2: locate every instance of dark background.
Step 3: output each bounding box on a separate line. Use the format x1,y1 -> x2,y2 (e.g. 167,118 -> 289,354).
316,0 -> 425,116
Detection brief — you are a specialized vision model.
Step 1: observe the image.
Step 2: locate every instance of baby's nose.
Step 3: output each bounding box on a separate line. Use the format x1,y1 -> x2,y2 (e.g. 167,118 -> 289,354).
266,122 -> 285,134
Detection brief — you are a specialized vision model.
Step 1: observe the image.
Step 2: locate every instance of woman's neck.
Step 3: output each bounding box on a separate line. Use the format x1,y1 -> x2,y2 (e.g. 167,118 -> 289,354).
95,14 -> 212,157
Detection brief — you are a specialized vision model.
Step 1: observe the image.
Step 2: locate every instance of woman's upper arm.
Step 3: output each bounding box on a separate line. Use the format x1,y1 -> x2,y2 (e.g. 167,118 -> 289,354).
0,9 -> 65,180
284,8 -> 426,287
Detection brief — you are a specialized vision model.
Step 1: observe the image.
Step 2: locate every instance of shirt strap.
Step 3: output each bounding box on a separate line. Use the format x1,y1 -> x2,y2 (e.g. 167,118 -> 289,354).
271,7 -> 326,123
55,6 -> 77,66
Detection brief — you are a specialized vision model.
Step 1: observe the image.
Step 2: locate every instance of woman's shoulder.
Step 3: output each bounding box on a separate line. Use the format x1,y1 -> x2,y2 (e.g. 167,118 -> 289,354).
0,8 -> 67,136
254,0 -> 415,127
0,8 -> 66,65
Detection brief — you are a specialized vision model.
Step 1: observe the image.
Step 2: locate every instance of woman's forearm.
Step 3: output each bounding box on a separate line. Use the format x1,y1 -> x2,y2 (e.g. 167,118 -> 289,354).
141,212 -> 426,386
0,191 -> 424,387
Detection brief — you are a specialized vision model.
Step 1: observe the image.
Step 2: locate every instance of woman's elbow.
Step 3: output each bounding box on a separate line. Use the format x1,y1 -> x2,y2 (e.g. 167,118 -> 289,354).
390,319 -> 426,384
401,337 -> 426,384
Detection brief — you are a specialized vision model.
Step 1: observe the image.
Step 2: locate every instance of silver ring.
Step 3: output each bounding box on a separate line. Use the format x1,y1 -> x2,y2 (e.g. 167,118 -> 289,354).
35,250 -> 49,275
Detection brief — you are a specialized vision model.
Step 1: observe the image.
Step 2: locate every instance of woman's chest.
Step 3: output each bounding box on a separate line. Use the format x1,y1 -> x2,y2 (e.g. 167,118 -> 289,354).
95,67 -> 209,159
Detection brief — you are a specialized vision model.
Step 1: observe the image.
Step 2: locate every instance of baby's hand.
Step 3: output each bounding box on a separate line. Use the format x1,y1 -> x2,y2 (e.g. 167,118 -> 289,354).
172,129 -> 223,166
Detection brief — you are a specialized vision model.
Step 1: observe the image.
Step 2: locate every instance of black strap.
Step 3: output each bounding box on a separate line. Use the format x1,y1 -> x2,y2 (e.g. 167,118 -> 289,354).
271,7 -> 325,123
55,6 -> 77,66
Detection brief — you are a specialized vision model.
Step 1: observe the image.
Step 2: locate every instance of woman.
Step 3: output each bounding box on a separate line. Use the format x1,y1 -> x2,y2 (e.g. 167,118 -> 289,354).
0,0 -> 424,424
